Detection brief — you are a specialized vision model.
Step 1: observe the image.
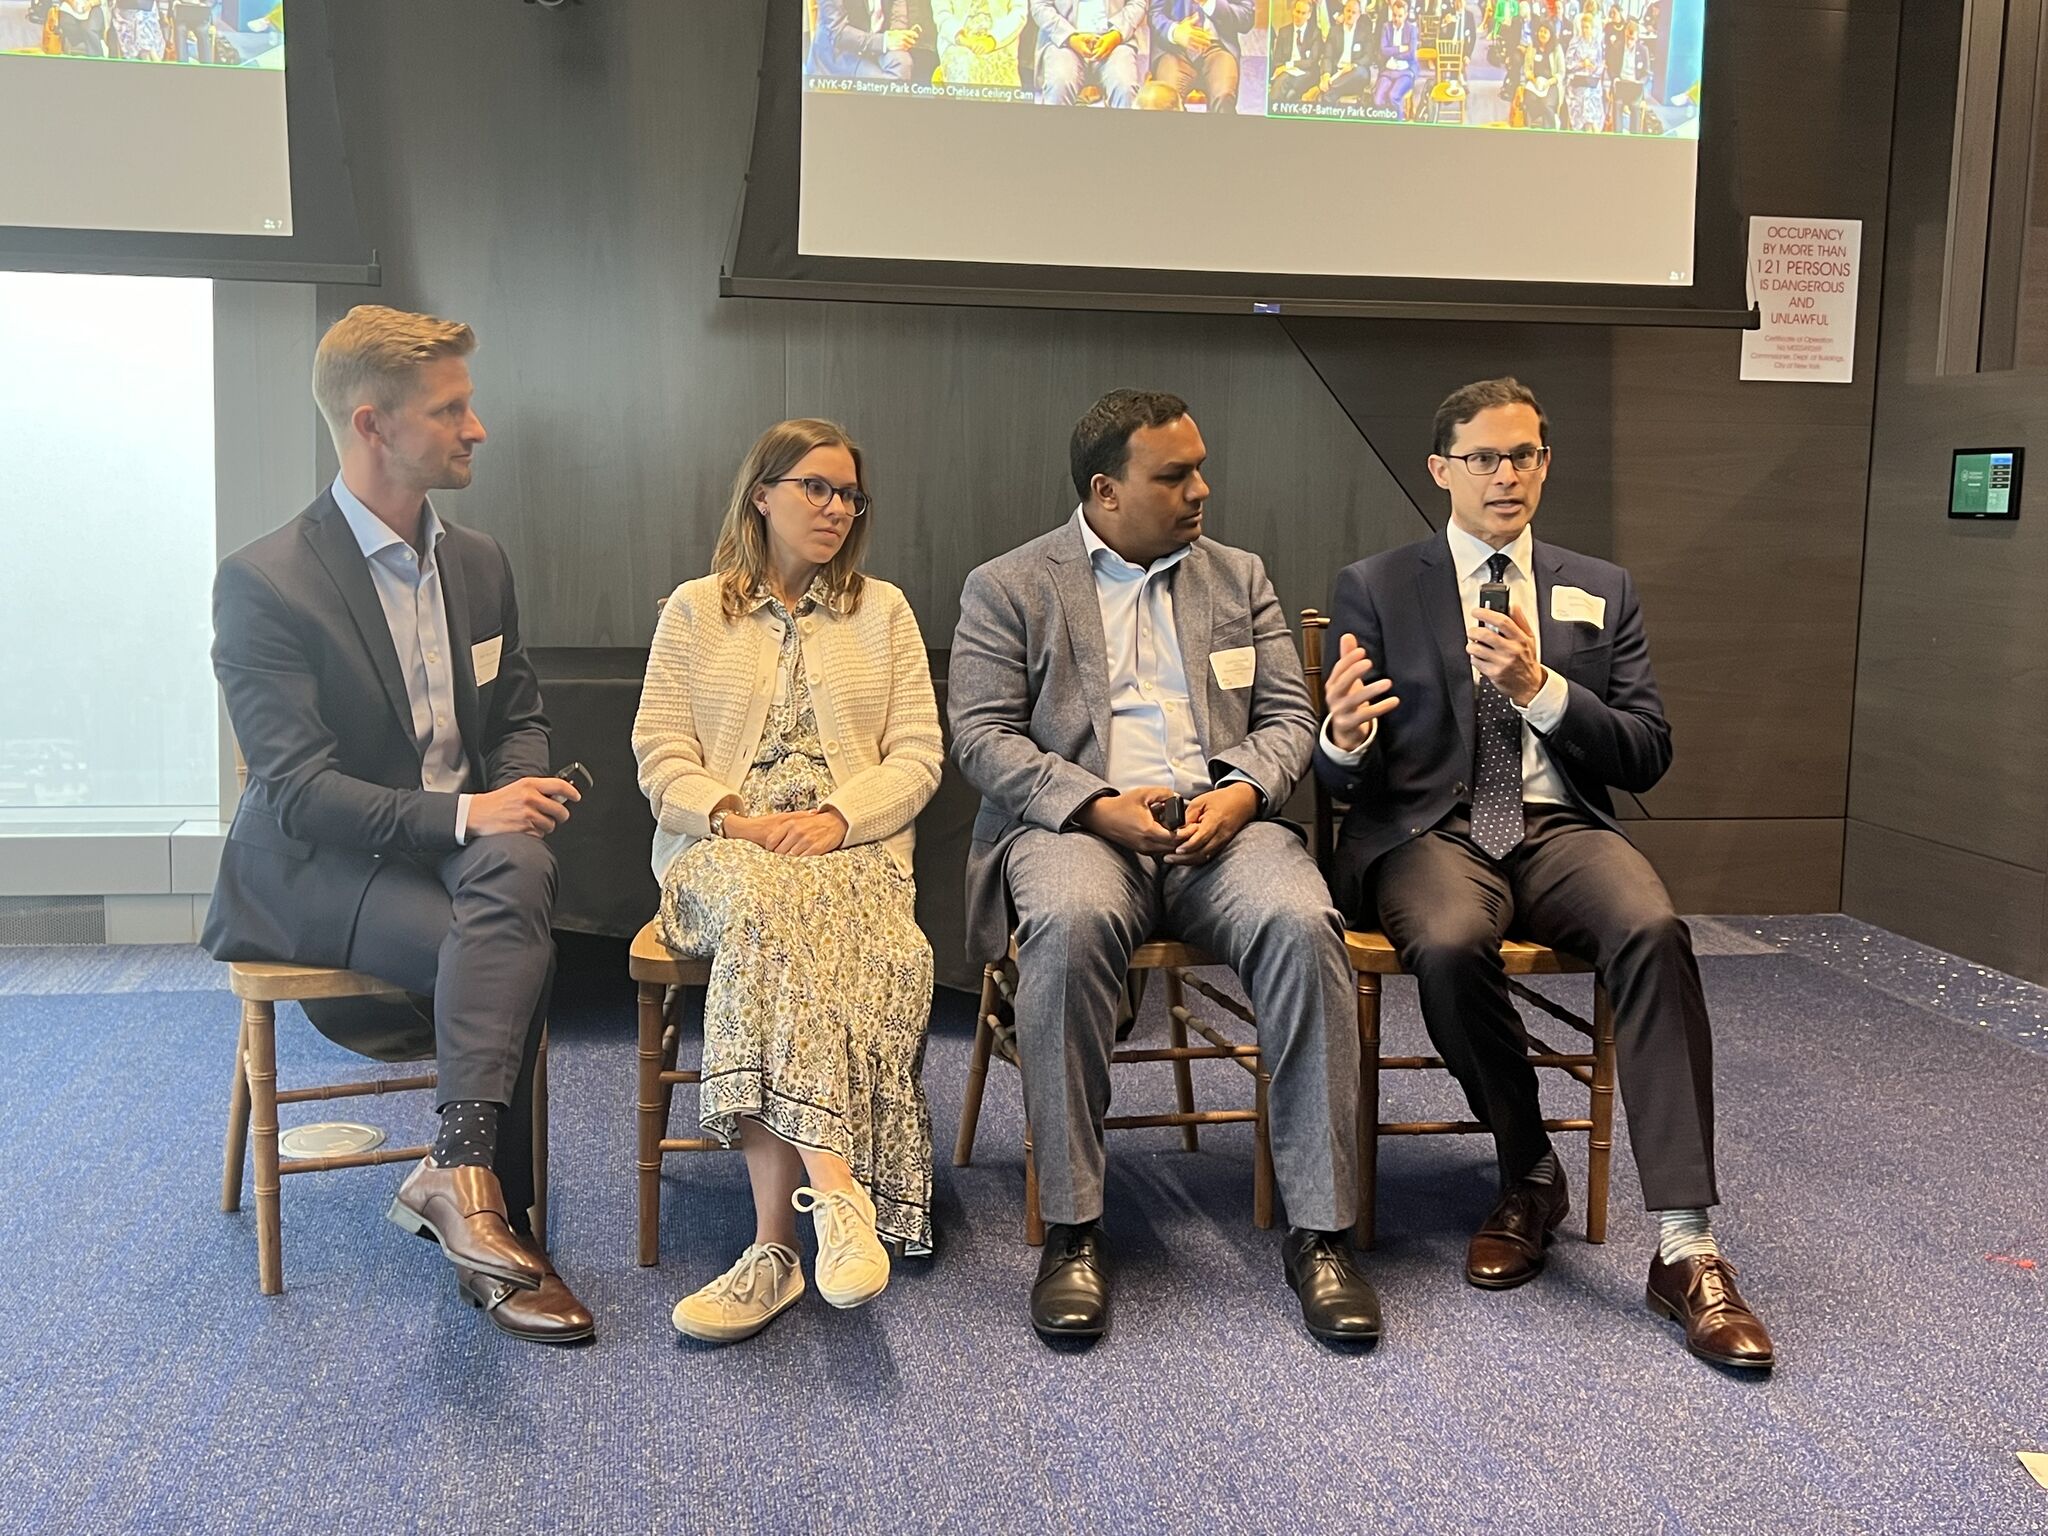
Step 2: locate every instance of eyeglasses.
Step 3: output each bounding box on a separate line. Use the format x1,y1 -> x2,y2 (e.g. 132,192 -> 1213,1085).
1442,445 -> 1550,476
763,475 -> 870,517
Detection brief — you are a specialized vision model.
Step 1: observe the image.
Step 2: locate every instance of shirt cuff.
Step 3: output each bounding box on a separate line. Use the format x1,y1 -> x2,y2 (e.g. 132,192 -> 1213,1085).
1215,769 -> 1266,813
454,793 -> 472,846
1514,668 -> 1569,734
1319,714 -> 1376,768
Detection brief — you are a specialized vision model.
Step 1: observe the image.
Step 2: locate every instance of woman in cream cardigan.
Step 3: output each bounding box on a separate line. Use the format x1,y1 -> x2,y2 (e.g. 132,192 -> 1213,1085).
633,419 -> 943,1343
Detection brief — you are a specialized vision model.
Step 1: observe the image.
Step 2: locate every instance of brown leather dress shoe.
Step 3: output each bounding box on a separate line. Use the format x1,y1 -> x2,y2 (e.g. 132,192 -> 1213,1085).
1466,1172 -> 1570,1289
387,1158 -> 545,1291
458,1240 -> 595,1344
1646,1253 -> 1776,1370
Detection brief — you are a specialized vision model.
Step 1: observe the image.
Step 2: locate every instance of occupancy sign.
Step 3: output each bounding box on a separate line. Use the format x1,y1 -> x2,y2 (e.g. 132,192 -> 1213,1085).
1740,217 -> 1862,384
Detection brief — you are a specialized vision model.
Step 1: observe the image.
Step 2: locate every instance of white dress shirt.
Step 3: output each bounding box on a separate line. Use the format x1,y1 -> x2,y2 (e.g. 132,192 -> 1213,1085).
1322,521 -> 1572,806
332,475 -> 474,842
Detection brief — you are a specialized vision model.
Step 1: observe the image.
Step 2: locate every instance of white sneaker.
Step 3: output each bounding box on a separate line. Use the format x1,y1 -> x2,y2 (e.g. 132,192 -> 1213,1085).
793,1184 -> 890,1309
671,1242 -> 805,1342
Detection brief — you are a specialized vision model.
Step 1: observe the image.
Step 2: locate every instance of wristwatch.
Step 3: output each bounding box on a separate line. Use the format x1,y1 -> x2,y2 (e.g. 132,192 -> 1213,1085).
709,809 -> 730,838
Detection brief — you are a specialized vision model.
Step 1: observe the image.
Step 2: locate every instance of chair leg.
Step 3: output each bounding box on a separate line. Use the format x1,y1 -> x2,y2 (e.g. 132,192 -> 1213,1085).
530,1026 -> 549,1252
1022,1126 -> 1045,1247
1354,974 -> 1381,1251
953,964 -> 1001,1167
221,1011 -> 251,1213
1164,967 -> 1199,1152
1586,981 -> 1616,1245
242,1000 -> 284,1295
1252,1063 -> 1275,1230
657,985 -> 684,1130
636,980 -> 666,1267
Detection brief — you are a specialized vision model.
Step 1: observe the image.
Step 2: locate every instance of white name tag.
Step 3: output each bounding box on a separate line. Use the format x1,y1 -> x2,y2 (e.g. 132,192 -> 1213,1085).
1210,645 -> 1257,690
471,634 -> 503,685
1550,586 -> 1606,629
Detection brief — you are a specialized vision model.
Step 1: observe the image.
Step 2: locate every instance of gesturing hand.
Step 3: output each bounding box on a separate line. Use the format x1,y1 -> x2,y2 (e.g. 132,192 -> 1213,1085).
1164,782 -> 1261,866
1325,632 -> 1400,751
1076,786 -> 1186,857
469,777 -> 579,838
1467,604 -> 1546,707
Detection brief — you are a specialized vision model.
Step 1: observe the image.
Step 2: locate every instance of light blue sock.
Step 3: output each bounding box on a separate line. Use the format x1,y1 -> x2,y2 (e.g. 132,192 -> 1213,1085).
1656,1208 -> 1720,1264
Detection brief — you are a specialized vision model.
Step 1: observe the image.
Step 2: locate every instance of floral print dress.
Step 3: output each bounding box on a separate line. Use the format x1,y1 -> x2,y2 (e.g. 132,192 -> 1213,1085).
657,588 -> 935,1253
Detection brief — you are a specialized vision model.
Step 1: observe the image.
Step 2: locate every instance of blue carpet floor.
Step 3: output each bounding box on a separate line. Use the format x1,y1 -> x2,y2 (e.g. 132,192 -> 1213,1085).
1,918 -> 2044,1535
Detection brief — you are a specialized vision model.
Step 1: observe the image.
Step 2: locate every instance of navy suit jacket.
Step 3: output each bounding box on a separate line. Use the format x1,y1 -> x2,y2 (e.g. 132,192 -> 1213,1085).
202,492 -> 550,967
1270,17 -> 1322,73
1313,531 -> 1672,908
1150,0 -> 1252,61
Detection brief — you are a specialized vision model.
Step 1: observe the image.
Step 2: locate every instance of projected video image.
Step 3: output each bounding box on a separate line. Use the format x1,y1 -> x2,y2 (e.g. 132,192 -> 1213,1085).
1270,0 -> 1702,137
803,1 -> 1274,112
804,0 -> 1700,132
0,0 -> 285,67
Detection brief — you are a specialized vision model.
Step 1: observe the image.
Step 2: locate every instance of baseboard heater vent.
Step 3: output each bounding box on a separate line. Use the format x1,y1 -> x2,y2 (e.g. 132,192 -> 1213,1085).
0,897 -> 107,947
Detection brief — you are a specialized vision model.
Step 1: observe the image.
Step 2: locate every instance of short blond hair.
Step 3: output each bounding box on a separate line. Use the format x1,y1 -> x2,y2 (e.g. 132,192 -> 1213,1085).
312,305 -> 477,441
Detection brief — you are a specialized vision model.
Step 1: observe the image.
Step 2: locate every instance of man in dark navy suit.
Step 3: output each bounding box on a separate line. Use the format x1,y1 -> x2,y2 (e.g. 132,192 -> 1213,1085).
1314,377 -> 1775,1371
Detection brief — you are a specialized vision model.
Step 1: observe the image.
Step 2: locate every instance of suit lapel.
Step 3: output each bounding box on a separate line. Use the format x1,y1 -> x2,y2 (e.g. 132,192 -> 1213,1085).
307,497 -> 416,745
1047,525 -> 1114,759
1532,540 -> 1579,679
1417,539 -> 1475,766
436,529 -> 485,781
1171,543 -> 1214,754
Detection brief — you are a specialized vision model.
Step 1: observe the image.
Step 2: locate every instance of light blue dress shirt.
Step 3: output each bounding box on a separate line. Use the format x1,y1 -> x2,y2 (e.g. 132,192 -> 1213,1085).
331,476 -> 474,842
1075,507 -> 1263,806
1077,507 -> 1208,798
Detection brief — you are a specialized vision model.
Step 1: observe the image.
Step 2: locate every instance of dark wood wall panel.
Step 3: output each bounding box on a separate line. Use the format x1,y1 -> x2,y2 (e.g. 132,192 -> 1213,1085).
318,1 -> 792,645
1847,0 -> 2048,979
784,301 -> 1420,641
1623,819 -> 1848,915
1843,822 -> 2047,981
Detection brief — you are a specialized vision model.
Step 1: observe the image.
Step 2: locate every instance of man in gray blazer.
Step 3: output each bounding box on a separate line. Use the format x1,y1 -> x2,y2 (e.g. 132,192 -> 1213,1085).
949,389 -> 1379,1347
204,306 -> 591,1343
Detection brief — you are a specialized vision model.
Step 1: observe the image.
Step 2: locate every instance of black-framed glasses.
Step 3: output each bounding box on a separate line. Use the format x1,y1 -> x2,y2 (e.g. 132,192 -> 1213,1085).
1443,445 -> 1550,476
763,475 -> 870,517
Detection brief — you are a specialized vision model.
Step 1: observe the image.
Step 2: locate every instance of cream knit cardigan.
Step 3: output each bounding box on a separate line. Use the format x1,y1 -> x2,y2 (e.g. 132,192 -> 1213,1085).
632,574 -> 944,882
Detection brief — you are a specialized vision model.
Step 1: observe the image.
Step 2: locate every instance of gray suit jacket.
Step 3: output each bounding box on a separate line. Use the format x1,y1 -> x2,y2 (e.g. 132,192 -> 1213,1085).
201,491 -> 551,966
948,518 -> 1316,963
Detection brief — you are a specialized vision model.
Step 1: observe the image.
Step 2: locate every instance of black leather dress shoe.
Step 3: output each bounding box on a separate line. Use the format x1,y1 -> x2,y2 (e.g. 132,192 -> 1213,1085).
1466,1171 -> 1570,1290
1283,1228 -> 1383,1344
1031,1221 -> 1110,1341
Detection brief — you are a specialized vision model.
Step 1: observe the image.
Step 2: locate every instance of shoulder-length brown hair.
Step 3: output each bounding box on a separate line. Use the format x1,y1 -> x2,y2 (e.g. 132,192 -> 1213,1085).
713,419 -> 872,622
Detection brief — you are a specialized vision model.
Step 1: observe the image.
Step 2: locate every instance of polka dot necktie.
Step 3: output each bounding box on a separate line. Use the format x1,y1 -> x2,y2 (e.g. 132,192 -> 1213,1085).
1470,552 -> 1525,860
